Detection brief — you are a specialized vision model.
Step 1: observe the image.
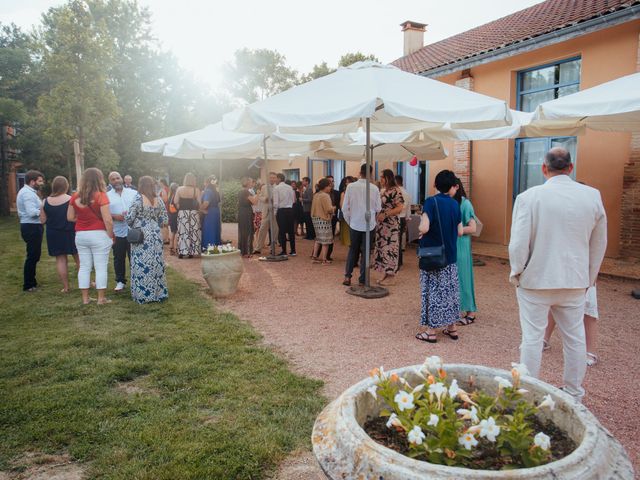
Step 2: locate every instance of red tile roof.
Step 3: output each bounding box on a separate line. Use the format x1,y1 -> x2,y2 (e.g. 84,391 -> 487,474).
392,0 -> 640,74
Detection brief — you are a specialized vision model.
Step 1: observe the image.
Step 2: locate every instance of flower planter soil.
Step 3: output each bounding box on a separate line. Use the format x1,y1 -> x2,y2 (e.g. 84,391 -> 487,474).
363,415 -> 576,471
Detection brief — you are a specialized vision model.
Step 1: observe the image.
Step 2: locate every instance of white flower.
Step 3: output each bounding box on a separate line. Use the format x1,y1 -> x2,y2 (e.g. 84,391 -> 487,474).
494,376 -> 513,390
366,385 -> 377,399
457,406 -> 479,424
517,388 -> 529,394
534,432 -> 551,450
412,366 -> 426,380
538,394 -> 556,411
407,425 -> 426,445
411,384 -> 425,395
386,413 -> 402,429
511,362 -> 530,376
478,417 -> 501,442
369,366 -> 388,385
428,382 -> 447,400
427,413 -> 439,427
394,390 -> 415,412
448,379 -> 461,398
423,355 -> 443,372
458,432 -> 479,450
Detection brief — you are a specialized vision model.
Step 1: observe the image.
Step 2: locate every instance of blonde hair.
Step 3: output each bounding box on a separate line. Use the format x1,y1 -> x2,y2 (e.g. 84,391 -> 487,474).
183,172 -> 197,188
50,176 -> 69,196
78,168 -> 106,205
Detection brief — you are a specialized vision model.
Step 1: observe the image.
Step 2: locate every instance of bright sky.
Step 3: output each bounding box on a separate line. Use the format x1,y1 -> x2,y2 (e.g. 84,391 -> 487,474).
1,0 -> 544,92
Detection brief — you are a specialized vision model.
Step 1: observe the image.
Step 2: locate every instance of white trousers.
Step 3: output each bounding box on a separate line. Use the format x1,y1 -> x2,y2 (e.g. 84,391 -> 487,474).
75,230 -> 112,290
517,287 -> 586,401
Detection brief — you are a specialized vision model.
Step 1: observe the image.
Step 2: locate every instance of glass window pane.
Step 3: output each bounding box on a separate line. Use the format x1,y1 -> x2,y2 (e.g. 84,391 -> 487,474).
551,137 -> 578,179
558,84 -> 579,98
559,60 -> 581,84
521,65 -> 556,91
518,140 -> 547,193
521,90 -> 555,112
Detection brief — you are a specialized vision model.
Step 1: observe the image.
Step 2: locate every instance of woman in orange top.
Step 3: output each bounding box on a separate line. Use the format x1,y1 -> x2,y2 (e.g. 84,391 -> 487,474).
67,168 -> 114,305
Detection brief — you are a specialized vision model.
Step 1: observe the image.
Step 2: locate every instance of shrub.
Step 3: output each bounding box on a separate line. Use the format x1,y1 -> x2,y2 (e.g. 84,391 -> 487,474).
220,179 -> 242,223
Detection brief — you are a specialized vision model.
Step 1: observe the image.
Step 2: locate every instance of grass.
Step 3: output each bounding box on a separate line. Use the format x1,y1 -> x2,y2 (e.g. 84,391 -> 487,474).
0,217 -> 325,479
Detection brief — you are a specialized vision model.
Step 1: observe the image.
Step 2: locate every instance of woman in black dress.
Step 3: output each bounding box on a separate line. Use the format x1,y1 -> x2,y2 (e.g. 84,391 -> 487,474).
40,176 -> 79,292
238,177 -> 258,257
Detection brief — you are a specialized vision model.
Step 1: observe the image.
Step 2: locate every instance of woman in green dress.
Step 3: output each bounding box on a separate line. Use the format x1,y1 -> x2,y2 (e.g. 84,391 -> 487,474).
453,178 -> 478,325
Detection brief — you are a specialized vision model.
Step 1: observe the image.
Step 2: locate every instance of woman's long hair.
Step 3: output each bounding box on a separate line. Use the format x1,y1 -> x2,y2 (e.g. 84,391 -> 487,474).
453,178 -> 468,204
183,172 -> 197,188
380,169 -> 397,189
205,175 -> 218,192
78,168 -> 106,206
138,176 -> 157,202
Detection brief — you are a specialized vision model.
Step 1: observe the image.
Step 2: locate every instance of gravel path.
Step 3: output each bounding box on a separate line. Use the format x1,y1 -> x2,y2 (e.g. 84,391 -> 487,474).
167,223 -> 639,478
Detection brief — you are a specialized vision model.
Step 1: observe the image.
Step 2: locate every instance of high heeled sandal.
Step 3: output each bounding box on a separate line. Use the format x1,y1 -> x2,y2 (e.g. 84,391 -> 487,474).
442,328 -> 459,340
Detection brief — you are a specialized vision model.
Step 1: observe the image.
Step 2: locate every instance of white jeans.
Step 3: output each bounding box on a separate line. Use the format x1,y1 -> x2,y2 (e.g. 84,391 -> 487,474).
517,287 -> 586,401
75,230 -> 112,290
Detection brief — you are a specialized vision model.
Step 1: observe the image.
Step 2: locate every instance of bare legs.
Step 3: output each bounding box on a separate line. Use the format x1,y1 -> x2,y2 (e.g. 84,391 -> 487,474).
55,254 -> 80,292
311,242 -> 329,263
545,313 -> 598,363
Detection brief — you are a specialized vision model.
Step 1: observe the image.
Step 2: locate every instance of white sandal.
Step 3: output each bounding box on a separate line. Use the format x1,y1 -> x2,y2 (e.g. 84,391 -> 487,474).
543,339 -> 551,351
586,352 -> 598,366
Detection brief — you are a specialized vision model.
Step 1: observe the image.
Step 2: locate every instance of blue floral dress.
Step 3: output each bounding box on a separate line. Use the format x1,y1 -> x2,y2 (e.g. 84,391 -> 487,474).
126,195 -> 169,304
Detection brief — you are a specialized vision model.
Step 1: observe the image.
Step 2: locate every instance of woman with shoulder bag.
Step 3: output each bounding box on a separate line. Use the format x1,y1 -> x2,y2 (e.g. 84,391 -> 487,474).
415,170 -> 463,343
126,176 -> 169,303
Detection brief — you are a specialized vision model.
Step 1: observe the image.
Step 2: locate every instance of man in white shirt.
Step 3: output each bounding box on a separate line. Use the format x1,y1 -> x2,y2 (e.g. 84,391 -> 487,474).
273,173 -> 297,256
395,174 -> 412,269
107,171 -> 138,292
16,170 -> 45,292
341,164 -> 382,286
509,147 -> 607,401
255,172 -> 279,253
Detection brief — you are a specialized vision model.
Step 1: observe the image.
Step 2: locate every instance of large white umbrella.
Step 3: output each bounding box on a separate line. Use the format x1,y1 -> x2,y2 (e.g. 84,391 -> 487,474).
533,72 -> 640,132
223,62 -> 512,295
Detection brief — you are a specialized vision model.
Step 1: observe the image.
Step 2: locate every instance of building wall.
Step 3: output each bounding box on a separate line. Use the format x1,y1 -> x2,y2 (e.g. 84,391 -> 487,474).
427,20 -> 640,257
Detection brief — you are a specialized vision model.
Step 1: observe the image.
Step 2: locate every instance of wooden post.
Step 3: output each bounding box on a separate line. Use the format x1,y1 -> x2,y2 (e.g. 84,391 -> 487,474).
73,139 -> 82,188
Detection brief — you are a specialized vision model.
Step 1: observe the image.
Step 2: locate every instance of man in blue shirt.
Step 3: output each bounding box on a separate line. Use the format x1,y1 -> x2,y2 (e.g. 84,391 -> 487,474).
16,170 -> 45,292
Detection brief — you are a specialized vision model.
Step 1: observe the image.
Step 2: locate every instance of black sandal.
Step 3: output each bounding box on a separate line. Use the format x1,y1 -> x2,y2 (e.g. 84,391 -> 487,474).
442,329 -> 459,340
415,332 -> 437,343
457,315 -> 476,326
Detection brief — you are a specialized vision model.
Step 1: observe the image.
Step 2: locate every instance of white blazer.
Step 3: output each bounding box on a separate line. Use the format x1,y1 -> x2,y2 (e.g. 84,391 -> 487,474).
508,174 -> 607,289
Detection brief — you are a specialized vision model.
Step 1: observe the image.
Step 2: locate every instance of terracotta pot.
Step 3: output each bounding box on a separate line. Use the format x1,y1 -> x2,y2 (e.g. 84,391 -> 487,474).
312,364 -> 633,480
201,251 -> 243,297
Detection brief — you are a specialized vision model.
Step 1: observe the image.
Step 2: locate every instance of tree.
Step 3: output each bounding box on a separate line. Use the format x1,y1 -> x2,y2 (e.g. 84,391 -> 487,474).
338,52 -> 379,68
224,48 -> 300,103
301,61 -> 335,82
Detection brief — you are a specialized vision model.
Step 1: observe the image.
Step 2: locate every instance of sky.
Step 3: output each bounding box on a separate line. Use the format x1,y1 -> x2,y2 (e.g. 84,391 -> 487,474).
0,0 -> 544,92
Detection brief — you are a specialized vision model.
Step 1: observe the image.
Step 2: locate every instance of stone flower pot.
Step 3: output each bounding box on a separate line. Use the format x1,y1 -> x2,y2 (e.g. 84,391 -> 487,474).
201,250 -> 244,297
312,364 -> 633,480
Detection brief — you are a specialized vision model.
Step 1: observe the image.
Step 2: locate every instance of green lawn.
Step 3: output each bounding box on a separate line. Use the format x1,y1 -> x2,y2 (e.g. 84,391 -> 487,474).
0,217 -> 325,479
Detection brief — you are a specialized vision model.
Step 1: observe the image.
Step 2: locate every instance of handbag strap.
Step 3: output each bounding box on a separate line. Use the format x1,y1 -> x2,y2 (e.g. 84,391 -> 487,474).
431,195 -> 445,248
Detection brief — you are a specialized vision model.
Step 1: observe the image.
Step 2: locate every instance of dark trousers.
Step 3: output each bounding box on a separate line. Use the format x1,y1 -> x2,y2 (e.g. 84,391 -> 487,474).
20,223 -> 43,291
276,208 -> 296,254
398,217 -> 406,268
113,236 -> 130,284
344,227 -> 375,284
303,211 -> 315,239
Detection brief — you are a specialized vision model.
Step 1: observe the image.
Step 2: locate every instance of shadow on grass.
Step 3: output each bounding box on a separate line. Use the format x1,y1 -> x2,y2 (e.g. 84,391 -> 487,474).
0,217 -> 326,480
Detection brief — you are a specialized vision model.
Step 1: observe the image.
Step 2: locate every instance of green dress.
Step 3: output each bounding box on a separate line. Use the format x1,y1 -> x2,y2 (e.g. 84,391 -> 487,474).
456,198 -> 477,313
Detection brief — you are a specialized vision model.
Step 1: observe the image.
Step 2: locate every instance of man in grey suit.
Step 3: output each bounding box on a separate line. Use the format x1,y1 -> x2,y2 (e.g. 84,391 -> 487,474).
509,147 -> 607,401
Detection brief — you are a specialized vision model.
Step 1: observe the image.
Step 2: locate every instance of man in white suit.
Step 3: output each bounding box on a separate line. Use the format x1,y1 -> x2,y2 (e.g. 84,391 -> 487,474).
509,147 -> 607,401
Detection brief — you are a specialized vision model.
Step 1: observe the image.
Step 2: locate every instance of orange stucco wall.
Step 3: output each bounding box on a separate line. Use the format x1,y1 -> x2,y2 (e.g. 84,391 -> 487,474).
429,20 -> 639,257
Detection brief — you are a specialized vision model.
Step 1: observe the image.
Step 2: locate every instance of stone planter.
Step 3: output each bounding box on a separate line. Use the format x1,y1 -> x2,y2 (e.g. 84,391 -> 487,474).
201,251 -> 244,297
312,364 -> 633,479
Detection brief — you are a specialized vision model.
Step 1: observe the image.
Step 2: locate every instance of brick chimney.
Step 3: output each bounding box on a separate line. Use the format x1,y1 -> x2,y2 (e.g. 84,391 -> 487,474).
401,20 -> 427,56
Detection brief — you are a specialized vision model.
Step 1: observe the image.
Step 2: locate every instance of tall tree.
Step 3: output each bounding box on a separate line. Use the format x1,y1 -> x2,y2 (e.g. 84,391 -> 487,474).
37,0 -> 120,180
338,51 -> 379,67
224,48 -> 300,103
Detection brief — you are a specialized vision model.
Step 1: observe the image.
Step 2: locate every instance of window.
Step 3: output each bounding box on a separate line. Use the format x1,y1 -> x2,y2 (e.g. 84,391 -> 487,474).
283,168 -> 300,182
514,58 -> 580,195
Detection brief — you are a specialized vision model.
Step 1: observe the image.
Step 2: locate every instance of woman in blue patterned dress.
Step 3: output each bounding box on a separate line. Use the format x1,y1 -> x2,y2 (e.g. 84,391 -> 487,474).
415,170 -> 463,343
200,175 -> 222,249
126,176 -> 169,304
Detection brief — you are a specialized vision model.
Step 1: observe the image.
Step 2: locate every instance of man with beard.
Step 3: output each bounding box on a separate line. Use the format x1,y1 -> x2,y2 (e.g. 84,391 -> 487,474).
17,170 -> 45,292
107,171 -> 138,292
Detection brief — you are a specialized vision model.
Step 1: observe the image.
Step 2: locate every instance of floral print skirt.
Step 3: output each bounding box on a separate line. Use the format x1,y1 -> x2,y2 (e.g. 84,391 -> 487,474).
420,263 -> 460,328
177,210 -> 201,256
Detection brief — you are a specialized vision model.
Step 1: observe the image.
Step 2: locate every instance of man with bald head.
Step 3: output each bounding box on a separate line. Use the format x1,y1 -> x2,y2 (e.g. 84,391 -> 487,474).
509,147 -> 607,401
107,171 -> 138,292
123,175 -> 136,190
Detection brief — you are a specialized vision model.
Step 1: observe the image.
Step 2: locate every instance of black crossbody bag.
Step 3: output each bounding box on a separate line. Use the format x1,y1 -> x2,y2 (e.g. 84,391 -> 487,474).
417,196 -> 447,272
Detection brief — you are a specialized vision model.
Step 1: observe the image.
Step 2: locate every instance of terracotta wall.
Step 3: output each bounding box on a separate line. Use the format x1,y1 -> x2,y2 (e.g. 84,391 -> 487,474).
429,20 -> 640,256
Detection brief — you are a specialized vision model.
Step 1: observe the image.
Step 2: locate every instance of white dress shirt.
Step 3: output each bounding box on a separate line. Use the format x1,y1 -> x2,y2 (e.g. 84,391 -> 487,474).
398,186 -> 411,218
342,179 -> 382,232
508,174 -> 607,289
16,185 -> 42,224
273,182 -> 295,210
107,188 -> 138,238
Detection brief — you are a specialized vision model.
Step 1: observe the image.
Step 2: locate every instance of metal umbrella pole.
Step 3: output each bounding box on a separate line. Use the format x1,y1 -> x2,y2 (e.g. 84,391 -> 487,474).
260,136 -> 287,262
347,117 -> 388,298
